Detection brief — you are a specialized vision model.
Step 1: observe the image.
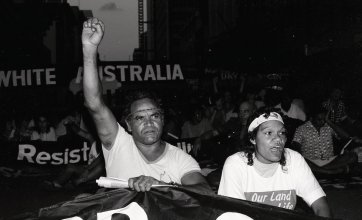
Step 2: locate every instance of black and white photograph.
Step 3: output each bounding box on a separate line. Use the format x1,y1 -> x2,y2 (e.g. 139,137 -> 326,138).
1,1 -> 362,219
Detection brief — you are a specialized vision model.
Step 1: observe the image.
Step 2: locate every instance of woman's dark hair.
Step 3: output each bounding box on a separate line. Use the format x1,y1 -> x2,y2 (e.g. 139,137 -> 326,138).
243,107 -> 286,167
123,89 -> 163,122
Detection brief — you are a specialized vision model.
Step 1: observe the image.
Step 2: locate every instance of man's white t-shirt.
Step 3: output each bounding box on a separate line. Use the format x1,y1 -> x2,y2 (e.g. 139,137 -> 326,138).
218,148 -> 325,210
102,124 -> 201,184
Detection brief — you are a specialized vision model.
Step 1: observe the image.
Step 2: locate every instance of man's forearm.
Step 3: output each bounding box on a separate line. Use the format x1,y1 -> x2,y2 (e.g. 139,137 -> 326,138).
83,46 -> 103,111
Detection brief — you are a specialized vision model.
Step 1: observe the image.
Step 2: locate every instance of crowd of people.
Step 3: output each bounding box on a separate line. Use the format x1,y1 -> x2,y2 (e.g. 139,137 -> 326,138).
0,107 -> 92,142
1,17 -> 362,218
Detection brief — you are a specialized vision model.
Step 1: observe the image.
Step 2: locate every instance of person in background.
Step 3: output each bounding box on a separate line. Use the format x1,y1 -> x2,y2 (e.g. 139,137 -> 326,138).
322,87 -> 349,124
1,117 -> 17,141
212,75 -> 243,123
218,108 -> 331,218
162,104 -> 183,143
202,96 -> 216,125
31,115 -> 57,141
56,107 -> 94,143
244,89 -> 266,110
81,17 -> 211,192
181,105 -> 212,139
223,90 -> 238,122
322,86 -> 362,138
192,101 -> 256,162
292,105 -> 359,175
17,115 -> 35,141
274,90 -> 306,122
238,73 -> 266,110
210,93 -> 227,129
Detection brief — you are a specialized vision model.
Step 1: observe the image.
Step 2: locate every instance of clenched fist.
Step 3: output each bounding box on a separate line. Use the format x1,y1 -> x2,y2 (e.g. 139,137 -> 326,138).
82,17 -> 105,49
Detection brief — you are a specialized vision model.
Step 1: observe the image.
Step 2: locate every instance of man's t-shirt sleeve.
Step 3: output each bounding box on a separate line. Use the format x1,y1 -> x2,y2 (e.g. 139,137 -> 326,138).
102,123 -> 131,163
174,148 -> 201,179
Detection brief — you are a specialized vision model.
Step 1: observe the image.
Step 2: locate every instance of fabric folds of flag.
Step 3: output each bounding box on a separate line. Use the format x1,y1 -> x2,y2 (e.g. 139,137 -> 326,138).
38,185 -> 336,220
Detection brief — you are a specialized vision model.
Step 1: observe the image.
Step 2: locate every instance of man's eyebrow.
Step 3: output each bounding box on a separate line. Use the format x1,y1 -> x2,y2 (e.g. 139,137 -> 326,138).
131,108 -> 162,115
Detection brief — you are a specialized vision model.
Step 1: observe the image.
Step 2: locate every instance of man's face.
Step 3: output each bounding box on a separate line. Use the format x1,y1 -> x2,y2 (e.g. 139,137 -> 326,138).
126,98 -> 164,145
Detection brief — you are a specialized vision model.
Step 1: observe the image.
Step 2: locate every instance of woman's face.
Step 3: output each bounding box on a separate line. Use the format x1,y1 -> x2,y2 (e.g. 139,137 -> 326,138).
252,120 -> 286,164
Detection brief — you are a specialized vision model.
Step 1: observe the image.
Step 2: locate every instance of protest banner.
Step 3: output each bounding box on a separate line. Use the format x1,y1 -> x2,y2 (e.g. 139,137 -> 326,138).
38,186 -> 335,220
0,139 -> 92,167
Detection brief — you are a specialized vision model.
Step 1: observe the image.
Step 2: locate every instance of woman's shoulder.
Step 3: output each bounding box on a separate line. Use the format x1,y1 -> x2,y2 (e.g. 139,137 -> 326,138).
225,151 -> 249,165
284,148 -> 305,165
284,148 -> 302,156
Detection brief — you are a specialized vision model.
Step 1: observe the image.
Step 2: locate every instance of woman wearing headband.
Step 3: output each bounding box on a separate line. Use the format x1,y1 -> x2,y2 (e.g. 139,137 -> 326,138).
217,108 -> 331,217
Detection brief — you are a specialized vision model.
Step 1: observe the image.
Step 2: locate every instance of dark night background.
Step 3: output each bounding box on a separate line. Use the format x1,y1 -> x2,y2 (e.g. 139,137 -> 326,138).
1,0 -> 362,219
1,0 -> 362,119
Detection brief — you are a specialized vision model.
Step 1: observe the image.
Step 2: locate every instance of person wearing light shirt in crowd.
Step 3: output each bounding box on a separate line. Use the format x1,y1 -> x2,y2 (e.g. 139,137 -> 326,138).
31,115 -> 57,142
218,108 -> 331,218
181,105 -> 213,139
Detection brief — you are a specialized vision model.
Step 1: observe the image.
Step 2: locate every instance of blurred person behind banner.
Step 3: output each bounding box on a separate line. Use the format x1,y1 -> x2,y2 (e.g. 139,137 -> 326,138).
31,114 -> 57,142
218,108 -> 331,218
1,117 -> 17,141
56,107 -> 94,144
17,115 -> 35,141
192,101 -> 256,164
81,17 -> 211,193
181,105 -> 213,139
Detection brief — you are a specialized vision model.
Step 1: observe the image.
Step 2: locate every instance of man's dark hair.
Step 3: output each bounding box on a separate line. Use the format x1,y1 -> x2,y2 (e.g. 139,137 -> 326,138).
244,107 -> 286,167
123,90 -> 163,119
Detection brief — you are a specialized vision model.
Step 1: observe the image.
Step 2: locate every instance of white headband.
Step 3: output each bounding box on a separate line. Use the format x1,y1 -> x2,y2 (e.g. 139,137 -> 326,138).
248,112 -> 284,132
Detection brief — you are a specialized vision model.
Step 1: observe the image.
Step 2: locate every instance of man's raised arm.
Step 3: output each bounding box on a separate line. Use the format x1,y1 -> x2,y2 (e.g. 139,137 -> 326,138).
82,18 -> 118,149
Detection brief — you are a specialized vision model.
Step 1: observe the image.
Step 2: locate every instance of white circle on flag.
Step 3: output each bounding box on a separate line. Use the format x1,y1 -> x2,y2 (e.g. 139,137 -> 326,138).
217,212 -> 254,220
96,202 -> 148,220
